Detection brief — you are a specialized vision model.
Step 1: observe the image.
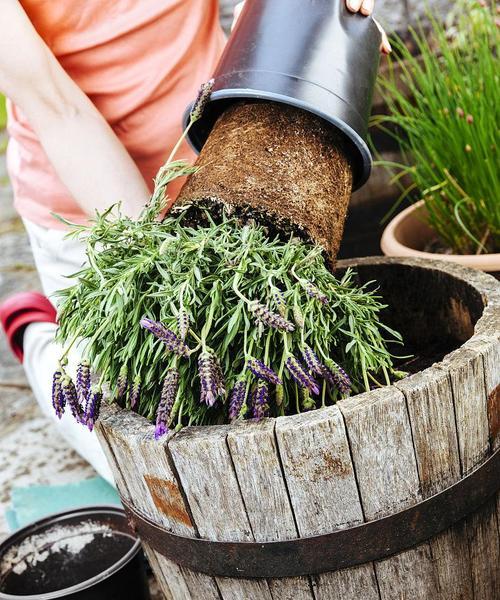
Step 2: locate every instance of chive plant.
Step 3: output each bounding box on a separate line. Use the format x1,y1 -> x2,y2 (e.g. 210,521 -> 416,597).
373,0 -> 499,255
52,84 -> 405,437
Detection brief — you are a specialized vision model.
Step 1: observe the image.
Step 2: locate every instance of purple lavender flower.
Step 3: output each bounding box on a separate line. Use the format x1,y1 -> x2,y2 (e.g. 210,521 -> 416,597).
155,369 -> 180,439
51,369 -> 65,419
249,302 -> 295,332
228,380 -> 247,422
76,360 -> 91,406
246,358 -> 283,385
212,354 -> 226,396
198,352 -> 221,407
177,309 -> 190,341
303,281 -> 329,305
86,388 -> 103,432
189,79 -> 214,121
292,304 -> 305,328
116,366 -> 128,400
252,381 -> 270,420
301,345 -> 324,376
61,376 -> 84,424
322,359 -> 351,395
140,317 -> 188,356
286,356 -> 320,396
129,376 -> 141,409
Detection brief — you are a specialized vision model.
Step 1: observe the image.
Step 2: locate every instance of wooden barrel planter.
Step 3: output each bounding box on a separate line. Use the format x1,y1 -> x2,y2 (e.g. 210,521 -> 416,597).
96,257 -> 500,600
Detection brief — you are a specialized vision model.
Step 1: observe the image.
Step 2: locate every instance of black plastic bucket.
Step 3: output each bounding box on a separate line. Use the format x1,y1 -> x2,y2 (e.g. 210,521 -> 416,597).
186,0 -> 381,189
0,506 -> 150,600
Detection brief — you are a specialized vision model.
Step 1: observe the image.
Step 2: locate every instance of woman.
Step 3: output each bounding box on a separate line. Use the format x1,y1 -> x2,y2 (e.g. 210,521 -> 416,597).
0,0 -> 389,484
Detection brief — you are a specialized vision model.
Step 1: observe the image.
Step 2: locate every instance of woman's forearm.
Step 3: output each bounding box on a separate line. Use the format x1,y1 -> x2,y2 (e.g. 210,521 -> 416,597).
32,98 -> 150,220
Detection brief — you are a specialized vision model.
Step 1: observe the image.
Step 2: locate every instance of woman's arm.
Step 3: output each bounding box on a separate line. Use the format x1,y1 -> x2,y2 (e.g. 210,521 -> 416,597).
0,0 -> 150,220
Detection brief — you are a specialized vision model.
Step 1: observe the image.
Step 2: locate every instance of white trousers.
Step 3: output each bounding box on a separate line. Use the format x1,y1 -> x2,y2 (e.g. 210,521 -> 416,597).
22,218 -> 114,485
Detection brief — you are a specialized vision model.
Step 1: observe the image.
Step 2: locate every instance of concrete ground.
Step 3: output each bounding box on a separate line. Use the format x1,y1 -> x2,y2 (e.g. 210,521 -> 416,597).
0,131 -> 163,597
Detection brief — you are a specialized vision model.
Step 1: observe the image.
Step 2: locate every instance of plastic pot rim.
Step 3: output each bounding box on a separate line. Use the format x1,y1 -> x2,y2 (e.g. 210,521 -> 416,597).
185,88 -> 372,190
381,200 -> 500,272
0,505 -> 141,600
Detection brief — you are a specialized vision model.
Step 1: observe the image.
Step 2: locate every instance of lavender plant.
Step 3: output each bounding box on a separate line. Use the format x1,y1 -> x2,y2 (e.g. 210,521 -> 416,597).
52,81 -> 405,436
54,196 -> 405,434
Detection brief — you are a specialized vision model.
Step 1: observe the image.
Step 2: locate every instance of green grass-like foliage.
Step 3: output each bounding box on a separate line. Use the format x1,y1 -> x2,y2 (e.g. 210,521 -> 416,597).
56,161 -> 403,429
374,1 -> 499,255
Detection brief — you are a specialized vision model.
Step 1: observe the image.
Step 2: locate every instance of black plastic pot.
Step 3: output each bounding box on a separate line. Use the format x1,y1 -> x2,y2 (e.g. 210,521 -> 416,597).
186,0 -> 381,189
0,506 -> 150,600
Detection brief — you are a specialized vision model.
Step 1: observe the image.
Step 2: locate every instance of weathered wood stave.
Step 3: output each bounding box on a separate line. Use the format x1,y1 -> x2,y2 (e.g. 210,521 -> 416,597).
96,257 -> 500,600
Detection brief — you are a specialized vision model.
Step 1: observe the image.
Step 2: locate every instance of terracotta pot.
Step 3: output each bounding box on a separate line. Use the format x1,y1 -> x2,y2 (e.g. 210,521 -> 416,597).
381,200 -> 500,273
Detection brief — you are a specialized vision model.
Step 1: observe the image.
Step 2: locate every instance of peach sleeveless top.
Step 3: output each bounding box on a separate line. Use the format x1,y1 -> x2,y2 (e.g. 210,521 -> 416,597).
7,0 -> 226,229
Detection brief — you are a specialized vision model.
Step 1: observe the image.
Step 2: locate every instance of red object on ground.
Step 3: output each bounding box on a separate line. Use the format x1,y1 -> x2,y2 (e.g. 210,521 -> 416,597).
0,292 -> 57,362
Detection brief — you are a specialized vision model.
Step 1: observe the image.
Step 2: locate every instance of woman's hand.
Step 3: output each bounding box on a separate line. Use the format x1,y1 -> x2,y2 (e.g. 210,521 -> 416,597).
346,1 -> 391,54
232,1 -> 391,54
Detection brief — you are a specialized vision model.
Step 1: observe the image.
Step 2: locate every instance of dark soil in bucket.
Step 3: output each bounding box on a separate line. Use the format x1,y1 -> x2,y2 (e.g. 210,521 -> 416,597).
0,518 -> 135,595
177,101 -> 353,263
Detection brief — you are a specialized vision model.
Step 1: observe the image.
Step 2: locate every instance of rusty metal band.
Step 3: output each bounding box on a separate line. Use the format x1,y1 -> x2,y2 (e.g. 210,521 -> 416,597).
122,447 -> 500,579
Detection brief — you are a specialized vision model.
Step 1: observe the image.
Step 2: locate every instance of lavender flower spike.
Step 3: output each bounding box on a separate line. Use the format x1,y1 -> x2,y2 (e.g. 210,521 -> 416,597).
252,381 -> 270,420
177,309 -> 190,341
212,354 -> 226,396
273,289 -> 286,317
286,356 -> 320,396
189,79 -> 214,122
301,345 -> 324,376
86,388 -> 103,432
52,369 -> 65,419
129,376 -> 141,409
228,380 -> 247,422
155,369 -> 180,439
322,358 -> 352,395
249,302 -> 295,332
198,352 -> 219,407
76,360 -> 91,406
292,304 -> 305,328
246,358 -> 282,385
140,317 -> 188,356
303,281 -> 329,305
61,376 -> 84,424
116,366 -> 128,400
